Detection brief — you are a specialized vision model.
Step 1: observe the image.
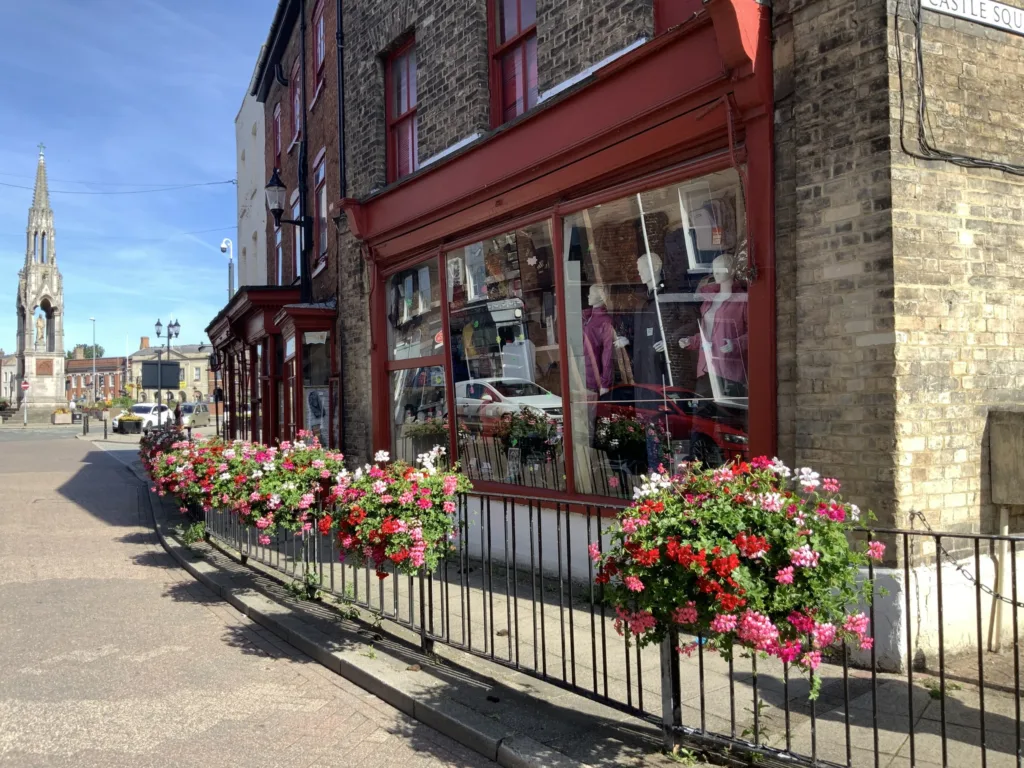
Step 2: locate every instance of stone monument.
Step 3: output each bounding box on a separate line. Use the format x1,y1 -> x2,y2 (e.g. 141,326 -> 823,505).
15,145 -> 65,414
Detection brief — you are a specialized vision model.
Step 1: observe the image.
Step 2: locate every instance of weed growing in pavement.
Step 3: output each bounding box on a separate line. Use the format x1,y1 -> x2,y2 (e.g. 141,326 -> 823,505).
180,521 -> 206,548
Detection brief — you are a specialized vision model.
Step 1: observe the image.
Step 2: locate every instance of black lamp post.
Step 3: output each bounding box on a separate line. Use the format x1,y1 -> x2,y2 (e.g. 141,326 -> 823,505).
155,318 -> 179,427
208,350 -> 222,438
265,168 -> 313,303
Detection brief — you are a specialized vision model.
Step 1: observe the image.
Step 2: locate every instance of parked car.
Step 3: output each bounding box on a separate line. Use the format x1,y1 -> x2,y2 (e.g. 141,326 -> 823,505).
594,384 -> 748,466
111,403 -> 174,434
455,378 -> 562,435
179,402 -> 213,429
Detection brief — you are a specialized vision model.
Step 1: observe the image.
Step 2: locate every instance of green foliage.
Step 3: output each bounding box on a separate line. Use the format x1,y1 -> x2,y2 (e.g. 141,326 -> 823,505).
180,521 -> 206,547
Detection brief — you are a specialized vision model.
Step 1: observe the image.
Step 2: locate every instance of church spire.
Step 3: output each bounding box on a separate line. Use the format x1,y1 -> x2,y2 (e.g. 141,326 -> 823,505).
31,143 -> 50,211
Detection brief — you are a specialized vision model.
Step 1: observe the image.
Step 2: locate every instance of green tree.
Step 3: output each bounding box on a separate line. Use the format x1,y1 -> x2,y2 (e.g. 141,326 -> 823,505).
66,344 -> 105,360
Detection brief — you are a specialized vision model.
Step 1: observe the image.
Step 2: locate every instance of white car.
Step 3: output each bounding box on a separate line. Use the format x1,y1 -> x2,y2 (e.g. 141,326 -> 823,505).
455,378 -> 562,434
112,403 -> 174,433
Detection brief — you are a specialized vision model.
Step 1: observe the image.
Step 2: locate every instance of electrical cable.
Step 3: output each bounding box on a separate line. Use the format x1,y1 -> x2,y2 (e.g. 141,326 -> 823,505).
896,0 -> 1024,177
0,171 -> 233,187
0,179 -> 236,195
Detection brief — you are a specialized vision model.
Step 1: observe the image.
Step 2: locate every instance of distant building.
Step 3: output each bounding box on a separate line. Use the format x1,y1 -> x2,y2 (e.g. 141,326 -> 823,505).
127,336 -> 216,404
0,351 -> 17,405
65,357 -> 128,402
236,46 -> 268,288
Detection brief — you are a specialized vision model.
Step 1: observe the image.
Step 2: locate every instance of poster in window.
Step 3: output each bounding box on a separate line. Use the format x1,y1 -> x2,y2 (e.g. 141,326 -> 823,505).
305,386 -> 330,443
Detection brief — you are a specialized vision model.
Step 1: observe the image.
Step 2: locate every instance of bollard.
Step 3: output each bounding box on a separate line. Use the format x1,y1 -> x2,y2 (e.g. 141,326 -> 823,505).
83,414 -> 89,436
187,425 -> 193,442
103,418 -> 107,440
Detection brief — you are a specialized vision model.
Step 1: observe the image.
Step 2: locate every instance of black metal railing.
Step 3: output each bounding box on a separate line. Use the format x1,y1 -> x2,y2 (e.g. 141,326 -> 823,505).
203,494 -> 1024,768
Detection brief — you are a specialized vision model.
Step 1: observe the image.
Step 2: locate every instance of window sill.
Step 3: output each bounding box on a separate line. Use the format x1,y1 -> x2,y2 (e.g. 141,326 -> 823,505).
311,256 -> 327,278
288,136 -> 300,155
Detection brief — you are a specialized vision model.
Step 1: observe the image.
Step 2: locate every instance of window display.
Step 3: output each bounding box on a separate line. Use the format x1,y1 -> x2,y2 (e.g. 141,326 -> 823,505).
446,221 -> 565,491
387,260 -> 442,360
302,332 -> 331,445
563,169 -> 750,498
390,366 -> 447,464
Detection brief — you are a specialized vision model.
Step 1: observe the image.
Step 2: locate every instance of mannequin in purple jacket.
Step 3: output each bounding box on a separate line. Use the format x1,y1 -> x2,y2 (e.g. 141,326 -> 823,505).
583,284 -> 616,395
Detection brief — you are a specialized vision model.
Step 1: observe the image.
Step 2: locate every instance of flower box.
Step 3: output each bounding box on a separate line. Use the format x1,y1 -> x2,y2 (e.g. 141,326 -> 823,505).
51,413 -> 72,425
120,420 -> 142,434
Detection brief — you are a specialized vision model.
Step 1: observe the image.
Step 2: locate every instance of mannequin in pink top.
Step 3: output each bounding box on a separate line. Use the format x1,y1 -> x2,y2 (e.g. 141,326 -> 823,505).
678,252 -> 748,398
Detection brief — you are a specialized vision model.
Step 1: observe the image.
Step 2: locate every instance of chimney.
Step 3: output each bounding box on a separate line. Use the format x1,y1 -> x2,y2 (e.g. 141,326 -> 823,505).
73,345 -> 86,360
140,336 -> 150,350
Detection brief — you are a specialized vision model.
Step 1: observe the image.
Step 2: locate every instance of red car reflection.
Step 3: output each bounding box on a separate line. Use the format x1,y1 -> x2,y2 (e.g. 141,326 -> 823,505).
594,384 -> 749,466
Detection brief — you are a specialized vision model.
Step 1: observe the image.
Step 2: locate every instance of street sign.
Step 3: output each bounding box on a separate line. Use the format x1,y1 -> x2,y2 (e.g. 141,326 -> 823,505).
20,381 -> 29,391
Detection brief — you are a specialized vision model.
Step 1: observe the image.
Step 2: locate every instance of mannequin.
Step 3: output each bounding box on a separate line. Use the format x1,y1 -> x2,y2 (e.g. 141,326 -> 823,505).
582,284 -> 615,396
627,252 -> 671,387
678,252 -> 748,398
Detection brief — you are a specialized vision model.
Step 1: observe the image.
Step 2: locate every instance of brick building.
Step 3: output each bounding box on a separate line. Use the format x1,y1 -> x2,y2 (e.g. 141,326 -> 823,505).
208,0 -> 340,447
211,0 -> 1024,539
65,356 -> 128,402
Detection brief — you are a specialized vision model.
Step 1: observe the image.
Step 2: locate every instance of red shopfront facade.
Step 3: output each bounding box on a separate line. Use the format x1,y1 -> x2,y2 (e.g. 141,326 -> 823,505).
207,287 -> 339,449
338,2 -> 774,504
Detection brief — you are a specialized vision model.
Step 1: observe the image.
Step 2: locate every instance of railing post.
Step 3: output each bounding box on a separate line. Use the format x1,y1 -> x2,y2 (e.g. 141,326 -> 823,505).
661,628 -> 682,752
419,566 -> 434,654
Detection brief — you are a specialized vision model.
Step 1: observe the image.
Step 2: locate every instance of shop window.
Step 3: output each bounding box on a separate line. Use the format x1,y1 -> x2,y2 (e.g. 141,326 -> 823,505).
302,331 -> 331,445
490,0 -> 537,125
446,220 -> 564,492
562,168 -> 749,499
390,366 -> 448,465
387,259 -> 441,360
386,39 -> 418,182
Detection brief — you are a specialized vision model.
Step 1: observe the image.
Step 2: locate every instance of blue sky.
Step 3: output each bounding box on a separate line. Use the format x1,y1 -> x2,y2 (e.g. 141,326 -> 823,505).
0,0 -> 277,358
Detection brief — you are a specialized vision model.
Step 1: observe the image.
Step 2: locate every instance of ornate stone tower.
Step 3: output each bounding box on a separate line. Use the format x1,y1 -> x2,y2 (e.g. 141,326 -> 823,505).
15,145 -> 65,410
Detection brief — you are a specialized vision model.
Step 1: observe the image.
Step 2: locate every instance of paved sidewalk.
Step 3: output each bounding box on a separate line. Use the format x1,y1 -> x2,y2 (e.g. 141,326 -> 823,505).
0,435 -> 495,768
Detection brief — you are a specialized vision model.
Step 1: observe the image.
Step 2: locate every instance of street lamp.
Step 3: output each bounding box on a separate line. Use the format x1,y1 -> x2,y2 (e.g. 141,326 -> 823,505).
265,168 -> 313,303
89,317 -> 96,403
220,238 -> 234,301
154,318 -> 180,427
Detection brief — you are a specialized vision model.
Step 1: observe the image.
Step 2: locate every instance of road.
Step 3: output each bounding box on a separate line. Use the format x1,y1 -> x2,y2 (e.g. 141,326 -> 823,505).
0,432 -> 495,768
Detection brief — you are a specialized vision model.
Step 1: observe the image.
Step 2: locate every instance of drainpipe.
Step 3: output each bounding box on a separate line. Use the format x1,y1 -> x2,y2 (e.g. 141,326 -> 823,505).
298,0 -> 312,304
335,0 -> 346,451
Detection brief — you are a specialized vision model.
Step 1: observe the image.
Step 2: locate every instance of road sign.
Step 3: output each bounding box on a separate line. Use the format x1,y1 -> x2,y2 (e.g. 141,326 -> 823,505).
20,381 -> 29,391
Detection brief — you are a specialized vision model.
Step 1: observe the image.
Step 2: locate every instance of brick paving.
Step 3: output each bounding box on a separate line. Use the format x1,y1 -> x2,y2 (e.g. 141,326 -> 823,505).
0,434 -> 495,768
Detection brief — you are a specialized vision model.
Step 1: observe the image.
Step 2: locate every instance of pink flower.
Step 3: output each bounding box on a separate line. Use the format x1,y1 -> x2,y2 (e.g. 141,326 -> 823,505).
801,651 -> 822,671
822,477 -> 841,493
622,518 -> 639,534
588,542 -> 601,563
443,476 -> 458,496
788,611 -> 815,634
811,622 -> 837,649
789,545 -> 820,568
673,602 -> 698,625
867,541 -> 886,561
607,477 -> 620,489
443,501 -> 457,513
775,566 -> 795,585
258,534 -> 271,546
417,497 -> 433,510
843,612 -> 870,637
372,480 -> 388,495
623,575 -> 645,593
380,494 -> 394,504
859,637 -> 874,651
399,491 -> 416,505
710,613 -> 738,633
758,492 -> 784,513
312,460 -> 326,469
712,467 -> 735,484
773,639 -> 803,664
736,610 -> 780,652
255,517 -> 271,530
320,470 -> 331,479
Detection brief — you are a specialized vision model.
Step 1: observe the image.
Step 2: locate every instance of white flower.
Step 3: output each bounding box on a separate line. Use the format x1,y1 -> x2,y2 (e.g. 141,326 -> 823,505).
849,504 -> 861,522
632,472 -> 672,500
758,492 -> 784,513
374,450 -> 391,463
353,468 -> 364,480
262,462 -> 275,472
251,470 -> 263,479
294,440 -> 307,450
769,457 -> 792,478
223,449 -> 236,460
796,467 -> 820,491
219,473 -> 231,481
527,255 -> 538,267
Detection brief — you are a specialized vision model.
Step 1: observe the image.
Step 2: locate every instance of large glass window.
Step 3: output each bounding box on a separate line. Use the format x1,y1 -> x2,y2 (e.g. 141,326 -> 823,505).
387,260 -> 442,360
302,331 -> 331,445
563,169 -> 750,498
390,366 -> 448,464
447,221 -> 565,491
